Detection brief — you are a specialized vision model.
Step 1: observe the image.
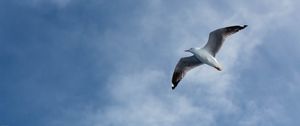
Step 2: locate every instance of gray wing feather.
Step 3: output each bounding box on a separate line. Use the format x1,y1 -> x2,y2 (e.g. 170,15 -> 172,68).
171,56 -> 202,90
204,25 -> 247,56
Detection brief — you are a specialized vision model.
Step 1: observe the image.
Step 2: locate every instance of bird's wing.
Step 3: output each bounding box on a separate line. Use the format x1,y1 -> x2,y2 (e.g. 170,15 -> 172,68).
172,56 -> 202,90
203,25 -> 247,56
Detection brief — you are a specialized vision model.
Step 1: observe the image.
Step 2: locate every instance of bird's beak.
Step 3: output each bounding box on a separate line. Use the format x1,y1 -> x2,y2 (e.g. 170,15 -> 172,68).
184,49 -> 189,52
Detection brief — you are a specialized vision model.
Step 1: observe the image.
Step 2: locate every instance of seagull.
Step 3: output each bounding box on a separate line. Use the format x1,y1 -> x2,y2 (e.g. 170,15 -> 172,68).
171,25 -> 247,90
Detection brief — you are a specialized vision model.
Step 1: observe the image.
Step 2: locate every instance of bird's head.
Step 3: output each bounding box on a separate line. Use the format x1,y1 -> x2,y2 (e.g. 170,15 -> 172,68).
184,48 -> 196,53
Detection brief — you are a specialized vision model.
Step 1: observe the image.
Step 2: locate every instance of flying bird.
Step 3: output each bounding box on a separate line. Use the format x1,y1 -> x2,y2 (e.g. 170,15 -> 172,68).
171,25 -> 247,90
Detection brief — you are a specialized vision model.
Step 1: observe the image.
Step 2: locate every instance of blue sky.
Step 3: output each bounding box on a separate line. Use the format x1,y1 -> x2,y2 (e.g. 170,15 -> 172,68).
1,0 -> 300,126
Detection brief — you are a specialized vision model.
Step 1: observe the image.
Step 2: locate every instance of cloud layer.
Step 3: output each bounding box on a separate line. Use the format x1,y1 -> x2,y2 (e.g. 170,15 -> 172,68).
81,0 -> 299,126
1,0 -> 300,126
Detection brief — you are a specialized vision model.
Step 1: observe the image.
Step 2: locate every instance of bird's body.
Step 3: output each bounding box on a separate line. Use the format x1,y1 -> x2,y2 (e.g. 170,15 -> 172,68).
171,25 -> 247,90
189,48 -> 222,70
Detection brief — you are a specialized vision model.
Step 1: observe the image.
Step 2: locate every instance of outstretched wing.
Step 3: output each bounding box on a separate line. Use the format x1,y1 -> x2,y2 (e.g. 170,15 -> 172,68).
171,56 -> 202,90
204,25 -> 247,56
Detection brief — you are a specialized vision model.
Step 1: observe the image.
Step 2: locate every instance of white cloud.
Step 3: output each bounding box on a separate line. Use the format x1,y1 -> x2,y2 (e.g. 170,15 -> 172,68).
89,70 -> 215,126
23,0 -> 73,8
238,100 -> 290,126
51,0 -> 72,7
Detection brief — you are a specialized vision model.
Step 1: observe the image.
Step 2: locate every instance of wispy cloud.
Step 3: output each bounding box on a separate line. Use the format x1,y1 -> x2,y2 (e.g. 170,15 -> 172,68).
82,0 -> 299,126
2,0 -> 300,126
26,0 -> 73,8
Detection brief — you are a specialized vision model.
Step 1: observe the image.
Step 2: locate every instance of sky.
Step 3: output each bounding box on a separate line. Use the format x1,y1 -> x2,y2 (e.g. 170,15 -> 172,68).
1,0 -> 300,126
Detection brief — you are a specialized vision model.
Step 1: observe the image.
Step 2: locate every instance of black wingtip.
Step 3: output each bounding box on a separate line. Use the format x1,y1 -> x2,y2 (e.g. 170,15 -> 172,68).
171,72 -> 181,90
171,83 -> 177,90
242,25 -> 248,28
171,80 -> 180,90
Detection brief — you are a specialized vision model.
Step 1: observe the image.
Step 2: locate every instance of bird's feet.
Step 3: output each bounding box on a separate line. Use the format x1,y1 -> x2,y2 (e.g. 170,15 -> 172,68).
214,66 -> 222,71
